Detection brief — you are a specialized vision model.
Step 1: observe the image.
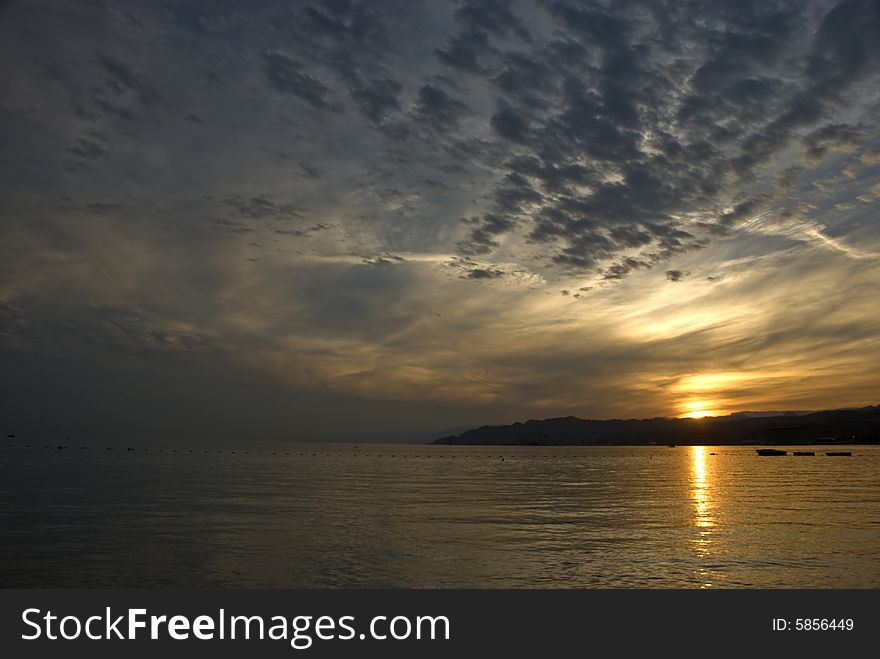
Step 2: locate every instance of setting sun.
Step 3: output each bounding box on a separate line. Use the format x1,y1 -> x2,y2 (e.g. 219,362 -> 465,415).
682,401 -> 719,419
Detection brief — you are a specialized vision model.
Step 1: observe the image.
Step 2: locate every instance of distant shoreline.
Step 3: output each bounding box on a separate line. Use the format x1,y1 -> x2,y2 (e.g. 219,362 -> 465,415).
432,405 -> 880,446
429,441 -> 879,447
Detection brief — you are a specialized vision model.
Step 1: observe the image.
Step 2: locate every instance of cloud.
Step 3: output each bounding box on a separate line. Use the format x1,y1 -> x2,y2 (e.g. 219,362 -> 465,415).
350,76 -> 403,123
603,257 -> 651,280
363,253 -> 406,266
436,30 -> 493,73
861,149 -> 880,165
413,84 -> 469,131
222,195 -> 305,220
458,214 -> 517,255
97,54 -> 163,108
490,104 -> 532,143
65,138 -> 107,160
465,267 -> 504,280
261,51 -> 341,111
455,0 -> 530,41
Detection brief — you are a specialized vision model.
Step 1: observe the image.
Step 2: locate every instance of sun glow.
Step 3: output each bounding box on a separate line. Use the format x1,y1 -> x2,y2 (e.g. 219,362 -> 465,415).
681,400 -> 719,419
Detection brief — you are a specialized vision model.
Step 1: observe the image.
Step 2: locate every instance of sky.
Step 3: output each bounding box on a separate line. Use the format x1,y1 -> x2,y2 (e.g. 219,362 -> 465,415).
1,0 -> 879,443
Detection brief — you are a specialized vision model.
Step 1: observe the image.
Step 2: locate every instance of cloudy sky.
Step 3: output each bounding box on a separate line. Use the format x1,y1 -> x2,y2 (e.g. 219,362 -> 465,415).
2,0 -> 879,442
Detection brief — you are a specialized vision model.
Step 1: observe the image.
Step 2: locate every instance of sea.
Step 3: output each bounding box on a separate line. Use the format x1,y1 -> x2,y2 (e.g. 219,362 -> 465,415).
1,443 -> 878,588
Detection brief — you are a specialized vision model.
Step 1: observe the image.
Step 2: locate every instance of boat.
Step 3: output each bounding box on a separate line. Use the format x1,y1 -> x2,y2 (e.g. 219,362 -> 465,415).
825,451 -> 852,457
793,451 -> 815,456
756,448 -> 787,456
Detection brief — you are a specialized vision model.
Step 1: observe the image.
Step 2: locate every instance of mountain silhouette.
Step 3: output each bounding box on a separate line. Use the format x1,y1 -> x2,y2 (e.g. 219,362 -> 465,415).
433,405 -> 880,446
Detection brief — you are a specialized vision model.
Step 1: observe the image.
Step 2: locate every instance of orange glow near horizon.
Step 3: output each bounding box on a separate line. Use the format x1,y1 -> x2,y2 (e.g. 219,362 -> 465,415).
681,400 -> 722,419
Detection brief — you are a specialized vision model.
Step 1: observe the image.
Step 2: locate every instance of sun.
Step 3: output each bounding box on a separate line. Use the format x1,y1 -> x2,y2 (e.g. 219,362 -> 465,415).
681,400 -> 718,419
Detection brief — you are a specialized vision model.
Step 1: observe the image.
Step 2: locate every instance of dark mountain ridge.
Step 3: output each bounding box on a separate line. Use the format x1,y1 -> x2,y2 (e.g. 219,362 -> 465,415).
432,405 -> 880,446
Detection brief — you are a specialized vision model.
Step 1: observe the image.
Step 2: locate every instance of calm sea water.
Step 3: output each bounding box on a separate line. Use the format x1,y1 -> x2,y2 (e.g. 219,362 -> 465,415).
1,443 -> 878,588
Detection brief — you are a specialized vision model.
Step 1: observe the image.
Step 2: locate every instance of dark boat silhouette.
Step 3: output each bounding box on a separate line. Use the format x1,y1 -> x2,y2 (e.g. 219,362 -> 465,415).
825,451 -> 852,456
793,451 -> 815,456
756,448 -> 787,456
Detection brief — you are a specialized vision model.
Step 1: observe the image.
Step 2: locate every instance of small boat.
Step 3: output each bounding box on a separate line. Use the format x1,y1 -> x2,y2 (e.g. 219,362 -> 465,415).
793,451 -> 815,456
756,448 -> 787,456
825,451 -> 852,457
667,444 -> 676,448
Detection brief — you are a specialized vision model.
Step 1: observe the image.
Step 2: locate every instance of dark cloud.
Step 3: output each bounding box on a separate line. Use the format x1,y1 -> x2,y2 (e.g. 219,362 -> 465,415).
807,0 -> 880,93
507,155 -> 593,194
434,0 -> 880,279
718,196 -> 771,229
490,104 -> 532,143
720,0 -> 880,178
802,123 -> 863,162
545,1 -> 628,50
84,202 -> 122,215
493,172 -> 543,213
65,138 -> 106,160
602,257 -> 651,280
98,54 -> 163,108
466,267 -> 505,280
413,84 -> 469,130
436,30 -> 493,73
271,1 -> 410,130
445,256 -> 510,281
458,213 -> 517,255
262,51 -> 340,111
549,78 -> 642,162
435,0 -> 531,74
363,253 -> 405,266
350,76 -> 402,123
275,224 -> 331,238
223,195 -> 305,220
11,0 -> 880,288
301,1 -> 390,52
63,53 -> 165,123
608,225 -> 653,249
666,270 -> 685,282
492,51 -> 555,107
211,218 -> 256,236
455,0 -> 530,41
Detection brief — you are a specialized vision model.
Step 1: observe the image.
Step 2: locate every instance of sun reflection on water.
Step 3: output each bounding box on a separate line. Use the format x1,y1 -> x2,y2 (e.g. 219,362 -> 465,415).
692,446 -> 711,524
690,446 -> 716,587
